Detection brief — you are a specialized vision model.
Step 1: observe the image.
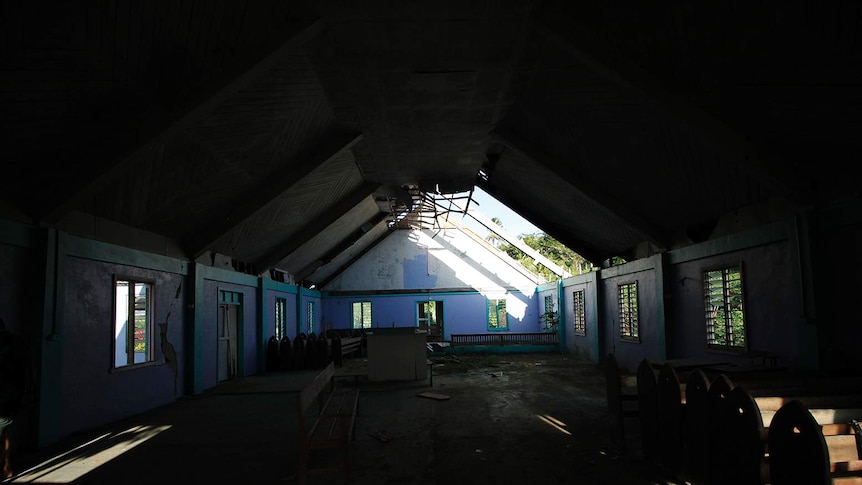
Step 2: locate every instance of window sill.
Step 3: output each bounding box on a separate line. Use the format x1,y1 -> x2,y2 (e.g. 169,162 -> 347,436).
110,360 -> 161,373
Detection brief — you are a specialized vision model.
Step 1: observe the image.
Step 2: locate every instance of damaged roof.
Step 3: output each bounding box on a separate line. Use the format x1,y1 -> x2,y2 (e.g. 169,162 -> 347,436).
1,0 -> 859,287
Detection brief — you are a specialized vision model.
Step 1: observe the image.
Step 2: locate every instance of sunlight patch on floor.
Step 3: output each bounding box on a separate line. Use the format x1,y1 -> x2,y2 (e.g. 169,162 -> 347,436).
537,414 -> 571,435
11,425 -> 171,483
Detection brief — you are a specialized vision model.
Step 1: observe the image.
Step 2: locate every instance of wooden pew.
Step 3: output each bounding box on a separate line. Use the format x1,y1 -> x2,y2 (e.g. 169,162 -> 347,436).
657,363 -> 685,479
683,368 -> 712,485
605,353 -> 638,451
769,399 -> 862,485
659,363 -> 862,485
297,361 -> 360,485
637,359 -> 659,463
701,375 -> 862,485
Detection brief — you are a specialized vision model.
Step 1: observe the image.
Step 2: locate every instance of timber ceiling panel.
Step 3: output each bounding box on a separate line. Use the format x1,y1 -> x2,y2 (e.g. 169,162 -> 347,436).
208,149 -> 367,266
1,0 -> 860,282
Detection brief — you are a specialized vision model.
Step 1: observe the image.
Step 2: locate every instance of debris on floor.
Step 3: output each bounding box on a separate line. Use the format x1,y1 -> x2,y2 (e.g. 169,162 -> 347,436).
417,391 -> 450,400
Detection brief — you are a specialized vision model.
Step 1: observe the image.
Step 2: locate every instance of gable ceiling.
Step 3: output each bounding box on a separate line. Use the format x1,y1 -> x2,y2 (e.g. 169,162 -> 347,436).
1,0 -> 860,288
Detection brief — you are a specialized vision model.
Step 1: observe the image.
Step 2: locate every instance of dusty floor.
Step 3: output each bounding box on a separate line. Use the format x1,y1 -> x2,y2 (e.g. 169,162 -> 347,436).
8,352 -> 677,484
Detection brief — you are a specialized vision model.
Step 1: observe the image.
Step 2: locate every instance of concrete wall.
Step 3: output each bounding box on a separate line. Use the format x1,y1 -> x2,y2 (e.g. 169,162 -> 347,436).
262,282 -> 298,340
322,290 -> 541,339
562,271 -> 599,362
325,227 -> 538,295
323,226 -> 542,336
666,239 -> 801,368
599,258 -> 661,372
300,289 -> 323,335
60,254 -> 186,438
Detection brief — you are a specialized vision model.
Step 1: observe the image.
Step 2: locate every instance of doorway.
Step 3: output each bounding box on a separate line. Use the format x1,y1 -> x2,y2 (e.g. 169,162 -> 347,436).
418,300 -> 444,341
218,290 -> 242,382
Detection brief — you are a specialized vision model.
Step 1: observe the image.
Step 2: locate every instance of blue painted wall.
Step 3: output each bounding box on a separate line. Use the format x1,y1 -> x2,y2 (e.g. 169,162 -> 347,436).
200,279 -> 258,391
322,290 -> 540,339
262,282 -> 297,340
60,255 -> 186,438
299,289 -> 322,335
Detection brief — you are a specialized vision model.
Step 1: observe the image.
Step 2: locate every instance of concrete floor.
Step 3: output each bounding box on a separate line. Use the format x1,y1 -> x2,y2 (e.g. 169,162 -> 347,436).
7,352 -> 675,484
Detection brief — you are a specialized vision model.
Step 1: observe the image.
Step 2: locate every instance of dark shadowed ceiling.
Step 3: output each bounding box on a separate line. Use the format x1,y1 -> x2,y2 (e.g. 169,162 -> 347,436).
2,0 -> 860,288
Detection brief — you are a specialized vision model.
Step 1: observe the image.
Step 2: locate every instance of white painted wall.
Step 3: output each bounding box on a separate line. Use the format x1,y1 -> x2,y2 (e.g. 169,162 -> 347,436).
325,221 -> 538,295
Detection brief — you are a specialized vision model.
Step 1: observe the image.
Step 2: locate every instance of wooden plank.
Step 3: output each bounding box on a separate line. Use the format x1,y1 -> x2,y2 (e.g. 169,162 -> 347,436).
298,362 -> 335,413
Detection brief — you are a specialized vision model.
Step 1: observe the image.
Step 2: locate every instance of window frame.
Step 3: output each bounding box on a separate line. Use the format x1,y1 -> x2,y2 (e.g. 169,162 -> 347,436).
617,281 -> 639,342
572,289 -> 586,336
487,297 -> 508,331
112,275 -> 156,369
352,301 -> 372,329
703,263 -> 748,351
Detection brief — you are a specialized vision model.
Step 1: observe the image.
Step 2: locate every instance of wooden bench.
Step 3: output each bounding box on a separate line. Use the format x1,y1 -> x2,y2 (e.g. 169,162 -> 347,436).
297,361 -> 360,485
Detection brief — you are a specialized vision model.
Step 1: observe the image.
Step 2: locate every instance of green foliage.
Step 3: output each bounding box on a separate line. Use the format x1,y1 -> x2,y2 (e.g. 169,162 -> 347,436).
497,232 -> 596,281
540,308 -> 559,333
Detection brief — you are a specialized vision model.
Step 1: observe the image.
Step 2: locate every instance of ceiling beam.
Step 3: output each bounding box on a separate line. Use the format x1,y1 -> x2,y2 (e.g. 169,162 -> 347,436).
294,212 -> 389,282
44,18 -> 325,223
184,131 -> 364,258
436,195 -> 568,278
476,179 -> 607,266
253,182 -> 380,274
530,6 -> 796,198
490,128 -> 668,250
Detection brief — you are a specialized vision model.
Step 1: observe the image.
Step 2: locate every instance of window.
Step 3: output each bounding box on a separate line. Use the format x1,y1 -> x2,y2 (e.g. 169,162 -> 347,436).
487,298 -> 508,330
573,290 -> 586,336
352,301 -> 372,329
618,281 -> 639,341
307,301 -> 315,334
275,297 -> 287,340
114,277 -> 154,368
541,295 -> 557,331
704,265 -> 746,349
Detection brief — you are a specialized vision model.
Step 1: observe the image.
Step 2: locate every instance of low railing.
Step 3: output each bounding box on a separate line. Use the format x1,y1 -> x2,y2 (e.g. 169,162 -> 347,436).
450,332 -> 558,346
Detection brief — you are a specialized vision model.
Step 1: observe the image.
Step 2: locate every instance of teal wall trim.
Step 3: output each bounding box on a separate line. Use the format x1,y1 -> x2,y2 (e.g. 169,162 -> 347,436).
258,279 -> 269,371
653,253 -> 667,360
37,228 -> 61,447
556,280 -> 565,353
536,281 -> 556,292
191,263 -> 205,395
0,219 -> 38,248
295,287 -> 303,335
64,234 -> 190,275
588,270 -> 601,362
599,256 -> 656,279
265,279 -> 298,295
197,263 -> 258,286
667,221 -> 789,265
324,288 -> 485,299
